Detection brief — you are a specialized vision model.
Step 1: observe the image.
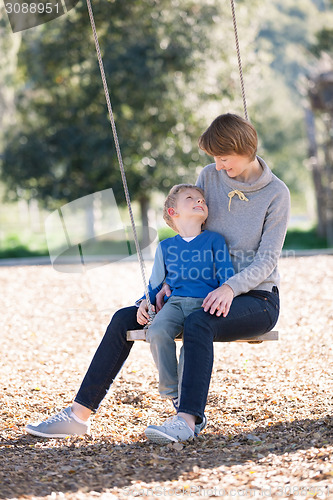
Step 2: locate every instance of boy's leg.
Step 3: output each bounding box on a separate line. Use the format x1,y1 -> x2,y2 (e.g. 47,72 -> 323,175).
176,297 -> 204,400
146,297 -> 185,399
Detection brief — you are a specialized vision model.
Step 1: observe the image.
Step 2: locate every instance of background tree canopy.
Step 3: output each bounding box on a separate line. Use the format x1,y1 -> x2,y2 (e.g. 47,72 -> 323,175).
1,0 -> 333,233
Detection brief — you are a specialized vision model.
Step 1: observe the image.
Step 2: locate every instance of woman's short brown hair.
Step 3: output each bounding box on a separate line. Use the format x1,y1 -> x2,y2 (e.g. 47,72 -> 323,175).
163,184 -> 205,232
198,113 -> 257,160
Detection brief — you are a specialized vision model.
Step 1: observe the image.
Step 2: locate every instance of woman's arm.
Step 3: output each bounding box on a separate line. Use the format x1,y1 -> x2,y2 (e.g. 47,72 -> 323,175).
202,283 -> 234,317
225,187 -> 290,296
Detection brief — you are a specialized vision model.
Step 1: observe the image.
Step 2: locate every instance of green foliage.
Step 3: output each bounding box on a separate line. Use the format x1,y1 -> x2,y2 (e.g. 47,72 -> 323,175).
1,0 -> 333,226
1,0 -> 227,209
311,28 -> 333,56
0,233 -> 49,258
158,226 -> 176,241
283,226 -> 328,250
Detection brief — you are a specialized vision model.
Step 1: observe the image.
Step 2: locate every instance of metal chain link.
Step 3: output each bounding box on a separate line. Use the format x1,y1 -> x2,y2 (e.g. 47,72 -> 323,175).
230,0 -> 249,121
85,0 -> 155,321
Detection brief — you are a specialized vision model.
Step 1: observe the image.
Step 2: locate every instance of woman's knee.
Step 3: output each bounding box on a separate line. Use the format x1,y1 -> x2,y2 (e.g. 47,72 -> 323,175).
109,306 -> 138,334
183,309 -> 214,342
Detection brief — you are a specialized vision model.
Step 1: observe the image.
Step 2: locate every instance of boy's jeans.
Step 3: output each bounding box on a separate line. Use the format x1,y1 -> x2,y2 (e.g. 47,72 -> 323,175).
75,288 -> 279,416
146,296 -> 203,399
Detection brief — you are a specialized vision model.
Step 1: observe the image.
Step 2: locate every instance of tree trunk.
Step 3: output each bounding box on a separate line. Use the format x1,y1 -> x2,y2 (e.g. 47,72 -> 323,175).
139,196 -> 150,248
304,107 -> 326,237
323,114 -> 333,246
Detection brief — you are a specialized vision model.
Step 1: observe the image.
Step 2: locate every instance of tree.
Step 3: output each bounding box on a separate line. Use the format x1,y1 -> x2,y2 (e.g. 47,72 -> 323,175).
0,4 -> 21,150
1,0 -> 241,234
306,1 -> 333,244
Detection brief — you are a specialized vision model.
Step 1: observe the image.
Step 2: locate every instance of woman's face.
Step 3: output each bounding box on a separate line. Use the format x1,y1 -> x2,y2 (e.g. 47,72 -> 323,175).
213,154 -> 253,181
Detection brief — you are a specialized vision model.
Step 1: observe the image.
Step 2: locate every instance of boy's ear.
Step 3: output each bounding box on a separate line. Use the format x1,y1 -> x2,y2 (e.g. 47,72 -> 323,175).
167,207 -> 177,216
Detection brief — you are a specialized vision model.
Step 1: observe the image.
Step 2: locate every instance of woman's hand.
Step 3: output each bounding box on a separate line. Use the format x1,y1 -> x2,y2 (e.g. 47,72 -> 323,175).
137,299 -> 156,325
155,283 -> 171,312
202,284 -> 234,317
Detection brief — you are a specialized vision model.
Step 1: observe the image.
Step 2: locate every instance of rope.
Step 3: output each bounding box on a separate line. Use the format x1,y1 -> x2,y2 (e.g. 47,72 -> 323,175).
229,0 -> 249,121
85,0 -> 155,322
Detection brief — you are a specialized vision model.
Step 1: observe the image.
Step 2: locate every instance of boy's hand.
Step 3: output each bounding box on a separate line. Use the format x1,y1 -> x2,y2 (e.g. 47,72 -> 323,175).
156,283 -> 171,312
137,299 -> 156,325
202,284 -> 234,317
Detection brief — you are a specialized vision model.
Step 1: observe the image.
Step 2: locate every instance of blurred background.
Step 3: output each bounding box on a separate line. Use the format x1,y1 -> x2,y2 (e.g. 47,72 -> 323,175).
0,0 -> 333,261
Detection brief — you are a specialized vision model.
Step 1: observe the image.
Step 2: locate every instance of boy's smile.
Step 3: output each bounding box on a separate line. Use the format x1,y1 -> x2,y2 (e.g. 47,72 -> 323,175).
174,188 -> 208,221
167,187 -> 208,238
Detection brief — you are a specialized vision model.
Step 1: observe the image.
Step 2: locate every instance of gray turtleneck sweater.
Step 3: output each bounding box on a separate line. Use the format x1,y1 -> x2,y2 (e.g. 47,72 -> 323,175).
196,156 -> 290,297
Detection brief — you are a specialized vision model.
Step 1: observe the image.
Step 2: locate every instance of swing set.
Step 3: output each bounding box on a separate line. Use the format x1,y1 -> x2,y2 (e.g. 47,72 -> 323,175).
85,0 -> 279,345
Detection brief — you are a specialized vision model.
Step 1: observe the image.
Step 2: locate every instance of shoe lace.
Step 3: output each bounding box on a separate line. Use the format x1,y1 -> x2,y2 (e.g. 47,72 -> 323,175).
47,409 -> 72,424
165,416 -> 188,430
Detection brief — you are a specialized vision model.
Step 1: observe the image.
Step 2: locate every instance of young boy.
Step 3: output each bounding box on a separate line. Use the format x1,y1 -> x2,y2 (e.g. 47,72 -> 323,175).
137,184 -> 234,426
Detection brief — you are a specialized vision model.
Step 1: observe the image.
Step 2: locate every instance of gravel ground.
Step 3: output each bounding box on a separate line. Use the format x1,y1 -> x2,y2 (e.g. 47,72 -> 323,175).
0,255 -> 332,500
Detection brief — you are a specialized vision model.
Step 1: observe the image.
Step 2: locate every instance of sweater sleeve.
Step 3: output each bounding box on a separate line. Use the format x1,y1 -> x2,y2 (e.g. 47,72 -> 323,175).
135,243 -> 166,306
225,185 -> 290,296
212,235 -> 235,285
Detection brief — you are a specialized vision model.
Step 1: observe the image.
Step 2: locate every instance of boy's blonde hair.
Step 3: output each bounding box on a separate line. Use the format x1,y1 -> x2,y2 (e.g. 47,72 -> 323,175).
163,184 -> 206,232
198,113 -> 258,161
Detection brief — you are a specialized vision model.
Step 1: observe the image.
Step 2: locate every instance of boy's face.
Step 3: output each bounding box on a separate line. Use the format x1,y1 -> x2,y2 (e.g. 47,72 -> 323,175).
172,188 -> 208,224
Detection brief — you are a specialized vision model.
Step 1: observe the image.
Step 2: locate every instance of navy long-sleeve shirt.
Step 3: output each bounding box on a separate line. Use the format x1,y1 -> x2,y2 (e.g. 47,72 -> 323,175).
145,230 -> 234,305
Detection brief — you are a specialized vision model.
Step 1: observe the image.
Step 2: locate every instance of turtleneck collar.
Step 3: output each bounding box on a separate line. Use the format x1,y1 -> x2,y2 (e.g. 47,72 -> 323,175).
218,156 -> 272,193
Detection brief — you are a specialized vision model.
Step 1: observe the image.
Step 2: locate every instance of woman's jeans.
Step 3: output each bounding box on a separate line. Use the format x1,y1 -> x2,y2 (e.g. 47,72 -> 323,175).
178,287 -> 280,422
75,288 -> 279,416
75,306 -> 142,411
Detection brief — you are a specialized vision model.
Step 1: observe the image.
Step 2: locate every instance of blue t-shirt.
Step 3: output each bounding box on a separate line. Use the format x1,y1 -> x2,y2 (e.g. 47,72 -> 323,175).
146,230 -> 234,304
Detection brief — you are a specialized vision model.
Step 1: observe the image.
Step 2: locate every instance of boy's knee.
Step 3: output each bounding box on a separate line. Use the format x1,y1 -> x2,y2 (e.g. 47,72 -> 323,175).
146,327 -> 171,344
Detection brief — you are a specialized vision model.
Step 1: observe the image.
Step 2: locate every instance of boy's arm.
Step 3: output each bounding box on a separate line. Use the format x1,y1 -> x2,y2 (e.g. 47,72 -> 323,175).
135,243 -> 166,306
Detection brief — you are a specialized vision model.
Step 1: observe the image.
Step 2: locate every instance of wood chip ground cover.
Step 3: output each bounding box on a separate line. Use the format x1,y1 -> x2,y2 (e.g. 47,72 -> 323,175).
0,256 -> 332,499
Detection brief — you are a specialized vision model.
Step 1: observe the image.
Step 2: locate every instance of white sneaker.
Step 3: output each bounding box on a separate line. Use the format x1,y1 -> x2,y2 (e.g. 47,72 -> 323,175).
26,407 -> 90,438
145,416 -> 194,444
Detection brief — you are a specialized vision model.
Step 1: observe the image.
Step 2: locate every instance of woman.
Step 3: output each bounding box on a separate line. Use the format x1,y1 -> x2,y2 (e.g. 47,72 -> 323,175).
144,113 -> 290,443
26,114 -> 289,441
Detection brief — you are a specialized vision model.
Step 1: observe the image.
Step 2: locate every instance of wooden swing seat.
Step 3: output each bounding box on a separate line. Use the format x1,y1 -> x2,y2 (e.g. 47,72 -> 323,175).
127,329 -> 278,344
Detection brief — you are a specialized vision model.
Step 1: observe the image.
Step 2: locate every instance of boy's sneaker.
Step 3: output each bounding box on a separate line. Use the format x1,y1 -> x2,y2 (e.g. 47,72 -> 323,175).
194,414 -> 207,437
145,415 -> 194,444
25,407 -> 90,438
171,397 -> 179,412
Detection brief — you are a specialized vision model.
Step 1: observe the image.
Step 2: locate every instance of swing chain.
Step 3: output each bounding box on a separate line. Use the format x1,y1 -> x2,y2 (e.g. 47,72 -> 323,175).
229,0 -> 249,121
85,0 -> 155,321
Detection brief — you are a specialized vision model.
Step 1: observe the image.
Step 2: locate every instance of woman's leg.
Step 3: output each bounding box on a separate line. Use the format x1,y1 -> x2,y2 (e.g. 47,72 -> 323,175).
26,305 -> 143,438
74,305 -> 142,411
178,290 -> 280,422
